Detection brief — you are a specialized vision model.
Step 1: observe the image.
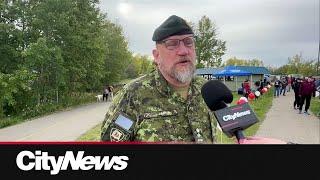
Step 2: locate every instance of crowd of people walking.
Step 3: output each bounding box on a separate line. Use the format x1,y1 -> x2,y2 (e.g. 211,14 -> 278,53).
273,76 -> 318,115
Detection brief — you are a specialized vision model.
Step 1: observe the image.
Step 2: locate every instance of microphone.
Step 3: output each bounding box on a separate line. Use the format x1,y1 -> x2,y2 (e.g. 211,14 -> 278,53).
201,80 -> 259,142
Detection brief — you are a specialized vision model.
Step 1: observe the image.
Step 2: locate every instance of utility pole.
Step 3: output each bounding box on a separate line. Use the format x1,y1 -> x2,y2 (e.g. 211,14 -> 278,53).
317,42 -> 320,75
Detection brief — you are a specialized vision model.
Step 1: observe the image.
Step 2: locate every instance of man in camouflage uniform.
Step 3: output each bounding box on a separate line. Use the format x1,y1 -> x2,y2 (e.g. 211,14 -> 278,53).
100,15 -> 217,143
100,14 -> 290,144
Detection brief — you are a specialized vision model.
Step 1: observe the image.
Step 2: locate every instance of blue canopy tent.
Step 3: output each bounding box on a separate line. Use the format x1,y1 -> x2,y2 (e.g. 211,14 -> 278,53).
213,68 -> 253,89
213,69 -> 252,76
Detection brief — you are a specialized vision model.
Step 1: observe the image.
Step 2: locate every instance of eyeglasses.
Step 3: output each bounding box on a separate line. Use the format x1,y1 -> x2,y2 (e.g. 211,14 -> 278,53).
159,36 -> 195,50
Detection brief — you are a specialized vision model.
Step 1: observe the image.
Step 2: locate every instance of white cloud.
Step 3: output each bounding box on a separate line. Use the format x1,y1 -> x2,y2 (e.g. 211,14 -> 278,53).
99,0 -> 319,67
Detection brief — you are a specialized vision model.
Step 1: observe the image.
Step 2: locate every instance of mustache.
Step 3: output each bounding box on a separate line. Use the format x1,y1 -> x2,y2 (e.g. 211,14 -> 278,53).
176,56 -> 193,64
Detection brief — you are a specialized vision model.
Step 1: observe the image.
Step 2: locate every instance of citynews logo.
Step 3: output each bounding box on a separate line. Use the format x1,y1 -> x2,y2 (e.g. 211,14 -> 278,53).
222,110 -> 251,122
16,150 -> 129,175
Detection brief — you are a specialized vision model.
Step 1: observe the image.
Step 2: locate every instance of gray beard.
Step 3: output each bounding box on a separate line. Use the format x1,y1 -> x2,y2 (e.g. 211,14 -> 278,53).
160,62 -> 195,84
172,64 -> 195,83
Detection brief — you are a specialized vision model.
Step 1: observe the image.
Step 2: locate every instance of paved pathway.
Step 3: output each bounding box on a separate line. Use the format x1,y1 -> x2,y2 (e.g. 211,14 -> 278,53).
1,91 -> 319,143
0,102 -> 110,141
256,90 -> 320,144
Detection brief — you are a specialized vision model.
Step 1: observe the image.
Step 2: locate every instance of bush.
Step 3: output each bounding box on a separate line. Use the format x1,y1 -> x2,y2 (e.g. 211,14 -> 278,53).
0,92 -> 97,129
310,97 -> 320,118
0,116 -> 23,129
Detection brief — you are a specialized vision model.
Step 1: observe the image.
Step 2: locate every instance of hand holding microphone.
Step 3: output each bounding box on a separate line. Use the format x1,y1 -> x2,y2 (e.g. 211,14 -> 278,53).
238,136 -> 287,144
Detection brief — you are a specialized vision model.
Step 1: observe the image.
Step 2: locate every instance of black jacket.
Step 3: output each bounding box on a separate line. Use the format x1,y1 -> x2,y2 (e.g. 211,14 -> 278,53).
292,81 -> 301,94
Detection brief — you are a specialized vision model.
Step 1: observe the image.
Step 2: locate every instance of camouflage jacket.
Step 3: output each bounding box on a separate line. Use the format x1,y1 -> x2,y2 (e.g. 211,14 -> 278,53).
100,70 -> 217,143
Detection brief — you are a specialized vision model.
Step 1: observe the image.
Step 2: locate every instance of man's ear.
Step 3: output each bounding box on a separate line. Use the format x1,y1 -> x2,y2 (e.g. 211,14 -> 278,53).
152,48 -> 160,65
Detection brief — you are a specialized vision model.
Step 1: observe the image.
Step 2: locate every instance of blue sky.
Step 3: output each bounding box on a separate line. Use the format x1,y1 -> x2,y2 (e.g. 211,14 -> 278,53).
98,0 -> 319,67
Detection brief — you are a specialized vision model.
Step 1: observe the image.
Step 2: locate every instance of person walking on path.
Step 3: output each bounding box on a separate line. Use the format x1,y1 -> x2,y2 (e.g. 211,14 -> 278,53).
315,78 -> 320,99
280,77 -> 288,96
298,77 -> 317,115
287,76 -> 292,92
273,79 -> 281,97
108,85 -> 114,101
292,78 -> 302,109
256,90 -> 320,144
103,85 -> 109,102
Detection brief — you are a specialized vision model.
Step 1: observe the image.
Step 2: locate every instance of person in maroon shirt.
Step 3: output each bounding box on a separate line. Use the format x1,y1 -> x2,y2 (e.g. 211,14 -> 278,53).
242,79 -> 251,98
298,76 -> 316,115
287,76 -> 292,92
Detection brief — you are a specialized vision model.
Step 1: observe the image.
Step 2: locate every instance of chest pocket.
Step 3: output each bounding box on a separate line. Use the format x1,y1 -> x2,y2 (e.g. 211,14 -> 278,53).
135,110 -> 187,141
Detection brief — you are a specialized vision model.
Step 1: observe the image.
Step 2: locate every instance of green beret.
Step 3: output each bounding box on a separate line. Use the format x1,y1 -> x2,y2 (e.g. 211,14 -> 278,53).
152,15 -> 194,42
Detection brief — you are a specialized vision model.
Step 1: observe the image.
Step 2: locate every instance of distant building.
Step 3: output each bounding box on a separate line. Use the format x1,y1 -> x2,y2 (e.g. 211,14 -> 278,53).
196,65 -> 270,91
195,67 -> 223,80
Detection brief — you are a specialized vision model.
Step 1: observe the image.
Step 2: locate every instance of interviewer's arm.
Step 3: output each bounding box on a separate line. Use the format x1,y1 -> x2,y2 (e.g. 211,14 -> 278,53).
237,136 -> 289,144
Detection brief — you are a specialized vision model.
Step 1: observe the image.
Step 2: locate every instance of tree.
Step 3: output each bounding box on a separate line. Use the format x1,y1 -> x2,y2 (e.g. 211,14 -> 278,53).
0,0 -> 28,73
125,54 -> 154,79
0,0 -> 134,119
224,57 -> 245,66
132,54 -> 154,76
103,20 -> 132,84
0,69 -> 35,118
23,37 -> 65,104
273,54 -> 317,76
194,16 -> 226,68
249,59 -> 264,66
224,57 -> 264,66
27,0 -> 106,92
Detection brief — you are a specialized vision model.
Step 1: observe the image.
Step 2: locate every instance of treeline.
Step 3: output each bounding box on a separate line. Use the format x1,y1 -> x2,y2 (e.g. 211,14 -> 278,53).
0,1 -> 227,121
223,57 -> 264,67
268,54 -> 319,76
0,0 -> 152,119
222,55 -> 319,77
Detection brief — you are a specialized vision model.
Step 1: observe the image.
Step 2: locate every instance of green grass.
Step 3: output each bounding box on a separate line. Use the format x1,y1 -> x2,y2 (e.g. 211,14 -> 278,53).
118,78 -> 133,85
77,88 -> 275,143
0,92 -> 97,129
77,123 -> 102,141
0,116 -> 24,129
310,97 -> 320,118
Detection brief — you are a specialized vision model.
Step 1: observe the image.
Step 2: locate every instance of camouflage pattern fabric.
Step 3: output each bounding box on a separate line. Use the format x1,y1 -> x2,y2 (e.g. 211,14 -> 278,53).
100,70 -> 217,143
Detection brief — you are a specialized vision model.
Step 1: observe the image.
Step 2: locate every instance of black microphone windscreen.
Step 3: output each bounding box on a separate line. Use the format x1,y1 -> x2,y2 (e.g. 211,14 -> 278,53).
201,80 -> 233,111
